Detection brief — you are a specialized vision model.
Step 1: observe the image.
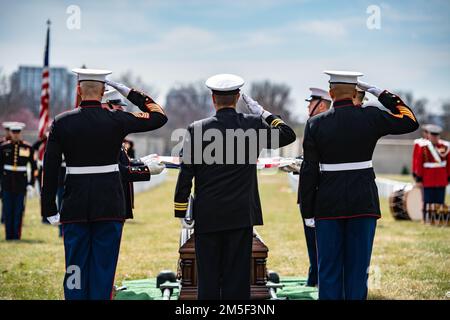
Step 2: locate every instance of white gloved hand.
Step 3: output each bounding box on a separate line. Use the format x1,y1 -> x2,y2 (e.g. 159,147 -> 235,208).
147,162 -> 165,175
304,218 -> 315,228
47,213 -> 60,226
242,93 -> 271,119
26,185 -> 34,194
140,154 -> 165,175
140,153 -> 158,164
280,163 -> 300,173
105,80 -> 131,97
357,81 -> 383,98
180,218 -> 194,229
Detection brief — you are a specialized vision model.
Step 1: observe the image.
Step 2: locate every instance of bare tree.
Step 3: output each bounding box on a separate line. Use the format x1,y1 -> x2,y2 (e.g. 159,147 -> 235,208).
440,100 -> 450,139
164,82 -> 214,130
395,91 -> 429,124
237,80 -> 297,125
98,70 -> 159,113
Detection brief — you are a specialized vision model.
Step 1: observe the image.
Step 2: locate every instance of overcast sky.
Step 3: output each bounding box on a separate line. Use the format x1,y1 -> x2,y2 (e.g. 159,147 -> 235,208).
1,0 -> 449,120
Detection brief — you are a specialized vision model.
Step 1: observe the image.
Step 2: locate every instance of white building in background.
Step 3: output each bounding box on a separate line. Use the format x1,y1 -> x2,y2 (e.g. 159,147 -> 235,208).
11,65 -> 77,114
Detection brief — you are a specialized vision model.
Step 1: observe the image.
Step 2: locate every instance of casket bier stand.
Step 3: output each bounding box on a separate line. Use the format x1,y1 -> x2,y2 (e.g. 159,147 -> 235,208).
177,230 -> 271,300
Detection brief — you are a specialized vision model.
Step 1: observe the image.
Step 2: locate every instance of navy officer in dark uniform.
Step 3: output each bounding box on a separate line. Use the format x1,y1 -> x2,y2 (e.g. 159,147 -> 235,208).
174,74 -> 296,300
0,122 -> 37,240
41,68 -> 167,300
299,70 -> 419,299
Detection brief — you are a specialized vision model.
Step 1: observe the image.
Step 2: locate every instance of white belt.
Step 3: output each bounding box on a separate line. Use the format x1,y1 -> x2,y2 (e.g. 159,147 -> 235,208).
424,161 -> 447,168
320,160 -> 373,172
3,165 -> 27,172
65,164 -> 119,175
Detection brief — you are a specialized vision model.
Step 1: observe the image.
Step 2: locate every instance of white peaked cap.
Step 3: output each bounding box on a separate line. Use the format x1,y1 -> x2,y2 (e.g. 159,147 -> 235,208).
2,121 -> 15,129
324,70 -> 364,84
306,87 -> 331,102
72,68 -> 112,82
205,74 -> 245,92
427,124 -> 443,134
102,88 -> 127,106
9,122 -> 26,131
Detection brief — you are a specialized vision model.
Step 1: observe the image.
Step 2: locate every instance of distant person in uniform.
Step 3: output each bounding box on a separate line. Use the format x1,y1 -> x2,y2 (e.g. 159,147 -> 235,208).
300,70 -> 419,300
413,124 -> 450,221
101,88 -> 165,220
0,122 -> 37,240
123,139 -> 135,159
41,69 -> 167,300
1,122 -> 14,224
412,124 -> 430,182
174,74 -> 296,300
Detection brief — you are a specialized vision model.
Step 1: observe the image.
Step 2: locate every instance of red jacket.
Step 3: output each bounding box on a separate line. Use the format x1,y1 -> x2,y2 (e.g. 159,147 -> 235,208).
414,139 -> 450,187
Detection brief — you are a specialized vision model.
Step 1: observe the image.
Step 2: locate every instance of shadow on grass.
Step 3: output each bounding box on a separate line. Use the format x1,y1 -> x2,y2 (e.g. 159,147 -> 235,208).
0,239 -> 45,244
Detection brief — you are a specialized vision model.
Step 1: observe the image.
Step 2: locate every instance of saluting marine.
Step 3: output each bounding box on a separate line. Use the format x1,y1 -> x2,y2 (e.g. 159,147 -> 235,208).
0,122 -> 37,240
41,69 -> 167,300
412,124 -> 450,220
299,71 -> 419,300
174,74 -> 296,300
101,88 -> 165,219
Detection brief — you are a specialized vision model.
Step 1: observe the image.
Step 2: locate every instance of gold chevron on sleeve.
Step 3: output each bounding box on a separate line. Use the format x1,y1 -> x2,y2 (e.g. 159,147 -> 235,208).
389,109 -> 416,122
397,106 -> 417,122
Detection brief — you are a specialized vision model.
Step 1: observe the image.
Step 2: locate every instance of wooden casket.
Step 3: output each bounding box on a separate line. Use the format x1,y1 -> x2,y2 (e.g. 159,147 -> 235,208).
177,229 -> 270,300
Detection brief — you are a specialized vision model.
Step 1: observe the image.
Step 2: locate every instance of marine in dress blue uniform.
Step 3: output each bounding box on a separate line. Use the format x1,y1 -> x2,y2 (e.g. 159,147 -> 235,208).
1,122 -> 14,224
174,74 -> 296,300
41,69 -> 167,300
299,71 -> 419,300
0,122 -> 37,240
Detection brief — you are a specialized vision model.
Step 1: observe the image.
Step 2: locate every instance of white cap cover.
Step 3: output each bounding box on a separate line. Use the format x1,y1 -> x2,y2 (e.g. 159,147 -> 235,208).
9,122 -> 26,131
2,121 -> 15,129
205,74 -> 245,92
427,124 -> 443,134
306,87 -> 331,102
324,70 -> 364,84
72,68 -> 112,82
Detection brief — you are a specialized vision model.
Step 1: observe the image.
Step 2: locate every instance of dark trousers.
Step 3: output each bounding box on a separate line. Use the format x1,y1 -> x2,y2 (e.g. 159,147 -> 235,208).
303,220 -> 318,287
1,192 -> 4,224
2,191 -> 25,240
62,221 -> 123,300
195,227 -> 253,300
315,217 -> 377,300
423,187 -> 446,220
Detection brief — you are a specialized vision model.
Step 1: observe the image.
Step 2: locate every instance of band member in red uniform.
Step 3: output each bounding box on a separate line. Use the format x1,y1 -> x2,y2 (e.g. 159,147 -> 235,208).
412,125 -> 430,181
413,124 -> 450,220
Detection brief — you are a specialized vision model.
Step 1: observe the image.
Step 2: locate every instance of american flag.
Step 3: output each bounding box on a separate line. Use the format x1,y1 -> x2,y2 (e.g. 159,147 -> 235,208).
38,20 -> 51,163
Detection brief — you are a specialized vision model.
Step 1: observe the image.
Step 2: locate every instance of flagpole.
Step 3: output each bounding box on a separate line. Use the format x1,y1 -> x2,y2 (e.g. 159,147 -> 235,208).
38,19 -> 51,165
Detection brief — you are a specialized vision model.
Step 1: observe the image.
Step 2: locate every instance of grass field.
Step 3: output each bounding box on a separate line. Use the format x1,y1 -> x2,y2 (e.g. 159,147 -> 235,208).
0,171 -> 449,300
